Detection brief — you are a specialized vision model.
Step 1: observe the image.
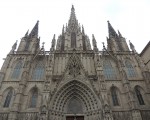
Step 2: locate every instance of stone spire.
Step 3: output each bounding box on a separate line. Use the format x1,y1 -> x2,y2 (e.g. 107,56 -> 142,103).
24,30 -> 29,37
69,5 -> 77,24
29,20 -> 39,38
82,25 -> 85,34
50,34 -> 56,51
68,5 -> 78,31
92,34 -> 98,52
62,25 -> 65,35
107,21 -> 118,38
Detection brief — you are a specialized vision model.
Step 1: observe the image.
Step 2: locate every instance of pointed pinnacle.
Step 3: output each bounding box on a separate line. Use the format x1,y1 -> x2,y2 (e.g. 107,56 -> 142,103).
24,30 -> 29,37
107,20 -> 118,38
92,34 -> 95,40
82,25 -> 85,34
12,40 -> 18,50
69,5 -> 76,23
102,42 -> 105,49
53,34 -> 55,39
71,5 -> 75,11
29,20 -> 39,38
62,25 -> 64,34
51,34 -> 56,49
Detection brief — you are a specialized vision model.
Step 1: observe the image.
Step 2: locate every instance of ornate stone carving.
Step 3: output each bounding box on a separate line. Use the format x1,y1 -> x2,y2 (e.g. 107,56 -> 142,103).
132,110 -> 142,120
39,105 -> 47,120
103,105 -> 113,120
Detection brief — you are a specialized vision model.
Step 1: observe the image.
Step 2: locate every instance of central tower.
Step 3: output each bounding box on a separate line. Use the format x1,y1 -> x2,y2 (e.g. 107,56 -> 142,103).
56,5 -> 91,51
48,5 -> 102,120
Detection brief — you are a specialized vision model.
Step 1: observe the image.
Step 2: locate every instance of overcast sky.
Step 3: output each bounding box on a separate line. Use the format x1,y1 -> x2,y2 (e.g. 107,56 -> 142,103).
0,0 -> 150,68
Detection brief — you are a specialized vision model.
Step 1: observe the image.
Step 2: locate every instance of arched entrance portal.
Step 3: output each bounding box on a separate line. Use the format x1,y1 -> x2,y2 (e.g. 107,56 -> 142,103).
49,80 -> 102,120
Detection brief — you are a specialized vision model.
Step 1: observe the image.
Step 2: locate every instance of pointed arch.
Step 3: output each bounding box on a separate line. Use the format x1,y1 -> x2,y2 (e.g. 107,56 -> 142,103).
29,87 -> 38,108
11,61 -> 23,79
125,60 -> 136,77
110,86 -> 120,106
50,80 -> 101,114
103,60 -> 117,80
32,61 -> 45,80
3,88 -> 14,108
134,86 -> 145,105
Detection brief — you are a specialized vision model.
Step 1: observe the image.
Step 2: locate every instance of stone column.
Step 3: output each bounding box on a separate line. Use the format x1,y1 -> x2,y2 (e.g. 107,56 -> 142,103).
8,71 -> 28,120
117,58 -> 142,120
94,54 -> 114,120
117,58 -> 136,109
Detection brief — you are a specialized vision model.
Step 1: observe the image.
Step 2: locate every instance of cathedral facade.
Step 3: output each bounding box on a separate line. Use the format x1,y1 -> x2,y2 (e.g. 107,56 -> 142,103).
0,5 -> 150,120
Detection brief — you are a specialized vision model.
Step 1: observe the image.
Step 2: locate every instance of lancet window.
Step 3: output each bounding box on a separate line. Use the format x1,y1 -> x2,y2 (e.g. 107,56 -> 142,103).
11,61 -> 22,79
3,89 -> 13,108
103,60 -> 117,80
32,62 -> 45,80
125,60 -> 136,77
135,86 -> 145,105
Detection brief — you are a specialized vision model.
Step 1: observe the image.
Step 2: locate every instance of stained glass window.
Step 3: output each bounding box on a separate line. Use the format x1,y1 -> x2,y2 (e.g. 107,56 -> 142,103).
125,60 -> 136,77
32,62 -> 44,80
3,89 -> 13,108
11,61 -> 22,79
103,60 -> 117,80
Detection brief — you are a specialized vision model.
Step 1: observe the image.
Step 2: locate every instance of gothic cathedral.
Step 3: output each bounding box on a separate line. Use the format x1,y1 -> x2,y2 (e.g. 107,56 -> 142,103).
0,5 -> 150,120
